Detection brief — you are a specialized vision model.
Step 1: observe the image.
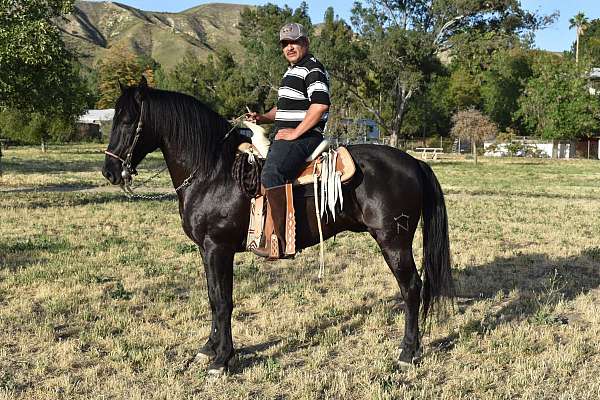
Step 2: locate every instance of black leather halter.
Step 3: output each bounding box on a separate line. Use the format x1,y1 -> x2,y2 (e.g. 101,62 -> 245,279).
104,101 -> 145,183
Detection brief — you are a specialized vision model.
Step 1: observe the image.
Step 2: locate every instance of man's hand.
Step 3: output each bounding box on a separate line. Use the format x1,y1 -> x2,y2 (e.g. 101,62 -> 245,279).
275,128 -> 301,141
245,107 -> 277,125
245,111 -> 261,124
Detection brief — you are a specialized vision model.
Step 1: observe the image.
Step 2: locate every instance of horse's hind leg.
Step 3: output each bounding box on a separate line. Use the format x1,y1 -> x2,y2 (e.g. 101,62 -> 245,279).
373,230 -> 423,365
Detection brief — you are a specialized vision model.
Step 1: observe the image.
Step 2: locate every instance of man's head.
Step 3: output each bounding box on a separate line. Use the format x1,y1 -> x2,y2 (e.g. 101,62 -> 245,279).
279,22 -> 309,65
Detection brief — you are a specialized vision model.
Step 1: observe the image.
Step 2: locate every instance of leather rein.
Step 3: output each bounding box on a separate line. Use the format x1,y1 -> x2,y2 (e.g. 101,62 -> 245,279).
104,101 -> 246,199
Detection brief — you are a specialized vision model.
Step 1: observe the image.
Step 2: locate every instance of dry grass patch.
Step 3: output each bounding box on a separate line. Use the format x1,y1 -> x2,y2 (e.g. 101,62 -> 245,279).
1,145 -> 599,399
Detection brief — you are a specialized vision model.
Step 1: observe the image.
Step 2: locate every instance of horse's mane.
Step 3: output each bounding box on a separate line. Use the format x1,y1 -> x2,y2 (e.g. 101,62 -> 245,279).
139,87 -> 246,180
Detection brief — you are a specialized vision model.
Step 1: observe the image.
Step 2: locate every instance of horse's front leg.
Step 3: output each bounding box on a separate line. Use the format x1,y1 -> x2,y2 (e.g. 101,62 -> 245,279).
198,238 -> 235,375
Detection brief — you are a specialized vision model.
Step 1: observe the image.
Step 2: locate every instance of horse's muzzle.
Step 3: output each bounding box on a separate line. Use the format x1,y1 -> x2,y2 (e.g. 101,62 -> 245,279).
102,166 -> 118,185
102,161 -> 123,185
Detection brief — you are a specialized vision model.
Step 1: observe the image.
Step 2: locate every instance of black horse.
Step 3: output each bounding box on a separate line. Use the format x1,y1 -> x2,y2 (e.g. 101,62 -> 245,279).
102,78 -> 453,375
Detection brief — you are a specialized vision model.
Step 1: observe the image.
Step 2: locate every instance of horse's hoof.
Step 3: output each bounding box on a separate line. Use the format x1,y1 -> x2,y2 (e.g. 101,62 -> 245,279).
397,359 -> 414,370
195,343 -> 216,364
398,347 -> 422,368
207,365 -> 226,376
195,351 -> 212,364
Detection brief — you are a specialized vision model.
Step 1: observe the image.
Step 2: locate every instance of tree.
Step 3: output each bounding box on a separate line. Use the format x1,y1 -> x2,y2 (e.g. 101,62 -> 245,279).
318,0 -> 553,147
517,54 -> 600,140
400,73 -> 453,140
0,109 -> 77,150
238,3 -> 312,112
480,48 -> 534,131
0,0 -> 88,118
448,67 -> 481,111
578,18 -> 600,66
96,43 -> 157,109
570,12 -> 589,64
451,108 -> 498,164
161,3 -> 312,118
341,2 -> 433,147
166,48 -> 257,118
312,7 -> 366,134
0,0 -> 91,157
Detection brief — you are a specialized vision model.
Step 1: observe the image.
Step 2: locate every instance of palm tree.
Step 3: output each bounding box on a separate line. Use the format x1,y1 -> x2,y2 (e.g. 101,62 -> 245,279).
569,12 -> 589,64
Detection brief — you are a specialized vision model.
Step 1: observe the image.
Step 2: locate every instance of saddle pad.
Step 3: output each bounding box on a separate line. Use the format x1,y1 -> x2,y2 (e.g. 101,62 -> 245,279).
294,146 -> 355,186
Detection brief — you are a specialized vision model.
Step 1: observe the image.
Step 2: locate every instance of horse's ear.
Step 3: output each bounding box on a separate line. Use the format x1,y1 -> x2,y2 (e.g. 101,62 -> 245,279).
118,80 -> 126,93
135,75 -> 148,104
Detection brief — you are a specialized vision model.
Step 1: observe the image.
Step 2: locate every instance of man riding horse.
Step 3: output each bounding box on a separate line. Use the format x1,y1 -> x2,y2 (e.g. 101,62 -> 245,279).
103,22 -> 452,375
247,22 -> 330,259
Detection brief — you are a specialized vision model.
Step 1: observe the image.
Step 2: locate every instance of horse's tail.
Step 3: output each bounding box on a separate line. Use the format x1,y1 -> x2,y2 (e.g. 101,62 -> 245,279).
418,160 -> 453,321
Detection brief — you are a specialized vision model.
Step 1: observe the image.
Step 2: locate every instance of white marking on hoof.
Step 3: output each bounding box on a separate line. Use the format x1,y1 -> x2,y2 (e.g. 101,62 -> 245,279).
207,366 -> 226,376
397,359 -> 414,370
195,351 -> 212,364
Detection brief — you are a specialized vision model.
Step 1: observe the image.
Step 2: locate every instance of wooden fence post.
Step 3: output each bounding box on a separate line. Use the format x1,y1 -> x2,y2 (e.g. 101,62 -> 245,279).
588,139 -> 591,159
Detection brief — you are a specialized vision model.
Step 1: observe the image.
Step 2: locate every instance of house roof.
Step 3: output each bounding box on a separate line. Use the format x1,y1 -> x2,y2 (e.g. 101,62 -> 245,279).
78,109 -> 115,124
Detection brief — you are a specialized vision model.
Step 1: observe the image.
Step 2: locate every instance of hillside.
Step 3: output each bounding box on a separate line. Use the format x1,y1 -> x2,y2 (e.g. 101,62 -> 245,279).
58,1 -> 250,70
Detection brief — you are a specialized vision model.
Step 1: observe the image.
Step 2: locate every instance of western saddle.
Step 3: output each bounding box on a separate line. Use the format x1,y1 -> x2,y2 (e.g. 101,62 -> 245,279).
238,121 -> 355,260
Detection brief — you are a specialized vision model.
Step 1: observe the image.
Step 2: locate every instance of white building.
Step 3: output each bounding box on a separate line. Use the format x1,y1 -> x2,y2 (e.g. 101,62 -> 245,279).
484,139 -> 577,159
78,109 -> 115,124
76,109 -> 115,141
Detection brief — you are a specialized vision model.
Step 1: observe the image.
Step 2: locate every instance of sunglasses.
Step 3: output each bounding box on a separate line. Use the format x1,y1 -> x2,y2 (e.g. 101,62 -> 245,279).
280,39 -> 305,48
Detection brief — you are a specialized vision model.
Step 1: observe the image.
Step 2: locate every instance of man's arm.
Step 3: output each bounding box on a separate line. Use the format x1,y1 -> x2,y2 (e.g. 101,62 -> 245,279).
275,104 -> 329,141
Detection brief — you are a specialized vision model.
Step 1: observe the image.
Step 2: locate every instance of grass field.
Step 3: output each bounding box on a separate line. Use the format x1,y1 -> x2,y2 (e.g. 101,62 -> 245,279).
1,144 -> 600,399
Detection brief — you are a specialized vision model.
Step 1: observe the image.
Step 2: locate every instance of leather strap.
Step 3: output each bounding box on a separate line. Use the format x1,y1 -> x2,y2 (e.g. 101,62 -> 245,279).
263,201 -> 275,255
284,183 -> 296,255
269,233 -> 279,259
246,196 -> 264,251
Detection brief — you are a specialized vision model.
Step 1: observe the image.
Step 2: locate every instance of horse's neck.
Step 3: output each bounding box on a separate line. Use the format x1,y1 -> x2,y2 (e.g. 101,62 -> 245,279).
158,135 -> 230,191
157,134 -> 202,189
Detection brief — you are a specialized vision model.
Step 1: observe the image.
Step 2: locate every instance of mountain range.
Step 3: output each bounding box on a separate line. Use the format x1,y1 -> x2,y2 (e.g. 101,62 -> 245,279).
58,1 -> 250,70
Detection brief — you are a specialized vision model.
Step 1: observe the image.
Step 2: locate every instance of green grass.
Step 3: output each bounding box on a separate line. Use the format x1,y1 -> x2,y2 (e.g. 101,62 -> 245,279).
1,145 -> 600,399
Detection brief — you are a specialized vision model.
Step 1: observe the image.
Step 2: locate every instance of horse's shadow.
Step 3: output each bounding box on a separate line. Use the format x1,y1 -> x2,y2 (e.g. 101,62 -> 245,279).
456,248 -> 600,309
234,248 -> 600,366
429,248 -> 600,352
229,293 -> 404,371
230,340 -> 285,372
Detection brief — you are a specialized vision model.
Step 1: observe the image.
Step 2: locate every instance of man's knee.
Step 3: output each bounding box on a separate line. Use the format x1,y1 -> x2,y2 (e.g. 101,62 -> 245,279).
261,165 -> 286,188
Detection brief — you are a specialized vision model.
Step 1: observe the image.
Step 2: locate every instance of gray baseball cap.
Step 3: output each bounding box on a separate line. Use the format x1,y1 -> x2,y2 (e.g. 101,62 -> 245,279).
279,22 -> 307,42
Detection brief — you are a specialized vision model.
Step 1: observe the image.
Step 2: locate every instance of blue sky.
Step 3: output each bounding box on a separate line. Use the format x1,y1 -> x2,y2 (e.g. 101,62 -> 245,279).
95,0 -> 599,52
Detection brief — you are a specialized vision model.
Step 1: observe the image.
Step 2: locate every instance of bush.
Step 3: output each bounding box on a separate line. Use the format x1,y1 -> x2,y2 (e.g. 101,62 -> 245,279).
0,108 -> 84,146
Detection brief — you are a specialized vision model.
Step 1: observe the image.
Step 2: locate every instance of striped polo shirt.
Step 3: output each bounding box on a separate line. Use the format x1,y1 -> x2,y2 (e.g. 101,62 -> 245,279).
274,53 -> 330,133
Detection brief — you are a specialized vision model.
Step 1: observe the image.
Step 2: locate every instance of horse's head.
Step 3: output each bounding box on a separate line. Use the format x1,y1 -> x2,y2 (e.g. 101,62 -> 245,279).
102,76 -> 159,186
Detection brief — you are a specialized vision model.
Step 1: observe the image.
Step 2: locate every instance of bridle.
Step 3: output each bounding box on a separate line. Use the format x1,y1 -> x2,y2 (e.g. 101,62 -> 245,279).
104,100 -> 146,186
104,100 -> 200,198
104,100 -> 248,198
